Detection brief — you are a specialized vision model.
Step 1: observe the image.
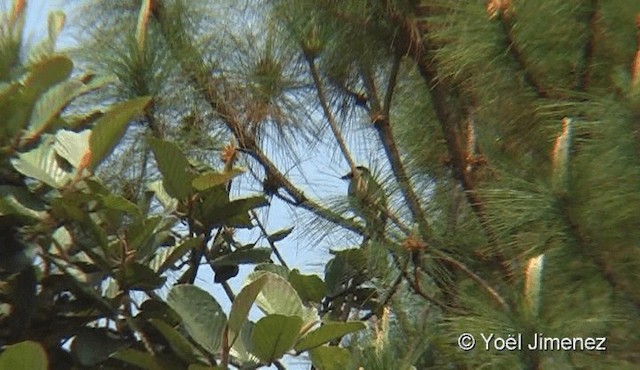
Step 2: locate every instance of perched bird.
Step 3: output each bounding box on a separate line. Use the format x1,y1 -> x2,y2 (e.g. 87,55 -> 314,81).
342,166 -> 388,242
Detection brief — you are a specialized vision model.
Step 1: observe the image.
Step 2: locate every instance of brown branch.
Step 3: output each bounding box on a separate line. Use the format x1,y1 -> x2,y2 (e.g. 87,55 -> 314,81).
388,252 -> 455,313
151,3 -> 365,238
431,252 -> 509,312
576,0 -> 600,91
360,61 -> 433,239
304,53 -> 359,178
492,2 -> 554,99
250,210 -> 289,269
633,13 -> 640,88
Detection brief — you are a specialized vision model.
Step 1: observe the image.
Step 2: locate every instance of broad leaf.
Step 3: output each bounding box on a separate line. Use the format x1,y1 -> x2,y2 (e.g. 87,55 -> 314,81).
147,180 -> 178,211
71,328 -> 129,366
254,263 -> 290,279
11,135 -> 73,188
0,341 -> 48,370
309,346 -> 350,370
211,247 -> 272,267
166,285 -> 227,354
267,227 -> 294,243
294,322 -> 365,352
148,138 -> 194,200
116,262 -> 166,291
150,319 -> 203,364
27,77 -> 103,140
114,349 -> 183,370
137,299 -> 181,326
21,56 -> 73,102
246,271 -> 312,322
99,194 -> 141,218
228,275 -> 268,345
288,269 -> 325,304
230,321 -> 261,365
192,168 -> 245,190
251,314 -> 303,363
89,96 -> 151,170
53,129 -> 90,168
156,237 -> 202,272
0,185 -> 46,220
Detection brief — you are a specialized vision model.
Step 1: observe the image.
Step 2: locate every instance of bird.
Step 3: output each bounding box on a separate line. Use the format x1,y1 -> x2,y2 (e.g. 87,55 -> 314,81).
341,166 -> 388,243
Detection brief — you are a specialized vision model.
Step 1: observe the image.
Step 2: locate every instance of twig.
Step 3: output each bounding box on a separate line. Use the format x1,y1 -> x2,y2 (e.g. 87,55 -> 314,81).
431,252 -> 509,312
250,209 -> 289,269
576,0 -> 600,91
360,60 -> 433,240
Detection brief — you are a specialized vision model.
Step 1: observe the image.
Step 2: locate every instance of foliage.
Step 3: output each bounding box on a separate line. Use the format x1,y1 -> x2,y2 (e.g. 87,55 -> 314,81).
2,0 -> 640,369
0,2 -> 364,369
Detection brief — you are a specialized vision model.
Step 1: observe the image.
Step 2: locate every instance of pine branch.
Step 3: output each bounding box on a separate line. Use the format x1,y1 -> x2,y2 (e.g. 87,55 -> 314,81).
150,3 -> 365,237
304,53 -> 359,177
360,59 -> 433,240
576,0 -> 600,91
491,1 -> 555,99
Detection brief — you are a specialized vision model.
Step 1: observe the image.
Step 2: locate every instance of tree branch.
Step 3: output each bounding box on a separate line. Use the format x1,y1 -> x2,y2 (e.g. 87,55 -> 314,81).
576,0 -> 600,91
360,60 -> 433,240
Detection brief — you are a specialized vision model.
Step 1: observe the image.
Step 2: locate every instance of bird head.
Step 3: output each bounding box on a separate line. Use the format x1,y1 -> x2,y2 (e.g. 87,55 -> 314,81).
341,166 -> 370,180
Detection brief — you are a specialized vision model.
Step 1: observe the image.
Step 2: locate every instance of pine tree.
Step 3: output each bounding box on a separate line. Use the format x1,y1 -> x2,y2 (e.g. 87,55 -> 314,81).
2,0 -> 640,368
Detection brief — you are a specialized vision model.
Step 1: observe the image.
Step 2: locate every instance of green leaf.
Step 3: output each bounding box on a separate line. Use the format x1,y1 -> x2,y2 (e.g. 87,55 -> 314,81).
0,185 -> 46,220
147,180 -> 178,211
26,77 -> 101,140
11,135 -> 73,188
148,138 -> 194,200
308,346 -> 350,370
21,56 -> 73,102
99,194 -> 141,218
294,322 -> 365,352
251,314 -> 303,363
245,271 -> 314,323
166,285 -> 227,354
288,269 -> 325,304
70,328 -> 129,366
114,349 -> 183,370
228,275 -> 268,345
156,237 -> 202,272
150,319 -> 203,364
0,341 -> 48,370
212,247 -> 272,267
137,299 -> 181,326
202,195 -> 268,228
325,248 -> 366,296
53,129 -> 91,168
230,321 -> 261,365
188,365 -> 221,370
128,216 -> 164,256
267,227 -> 294,243
254,263 -> 289,279
192,169 -> 245,190
116,262 -> 166,291
89,96 -> 151,170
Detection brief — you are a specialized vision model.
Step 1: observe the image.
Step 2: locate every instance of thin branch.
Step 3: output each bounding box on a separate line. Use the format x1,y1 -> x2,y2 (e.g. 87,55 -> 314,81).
388,252 -> 454,312
304,53 -> 359,177
493,2 -> 555,99
431,252 -> 509,312
576,0 -> 600,91
360,61 -> 433,240
360,271 -> 403,321
150,4 -> 365,238
250,209 -> 289,269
